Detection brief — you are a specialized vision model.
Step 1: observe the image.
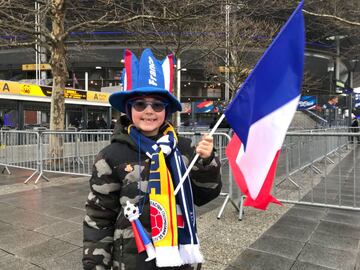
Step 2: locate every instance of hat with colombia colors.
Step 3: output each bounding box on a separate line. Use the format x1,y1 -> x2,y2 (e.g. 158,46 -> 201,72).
109,48 -> 182,114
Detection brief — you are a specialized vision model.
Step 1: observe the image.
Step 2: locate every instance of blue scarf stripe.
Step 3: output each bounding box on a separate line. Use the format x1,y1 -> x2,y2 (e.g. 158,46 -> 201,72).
128,126 -> 199,247
173,150 -> 196,243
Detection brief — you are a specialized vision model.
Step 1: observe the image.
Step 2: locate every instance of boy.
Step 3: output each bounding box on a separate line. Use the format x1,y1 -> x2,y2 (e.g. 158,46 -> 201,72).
83,49 -> 222,270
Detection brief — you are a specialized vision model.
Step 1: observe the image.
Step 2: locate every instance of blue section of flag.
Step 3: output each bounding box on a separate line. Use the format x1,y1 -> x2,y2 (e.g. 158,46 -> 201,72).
224,1 -> 304,149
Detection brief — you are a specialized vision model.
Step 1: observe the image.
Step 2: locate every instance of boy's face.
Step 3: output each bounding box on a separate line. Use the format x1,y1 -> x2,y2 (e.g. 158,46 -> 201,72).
131,97 -> 166,136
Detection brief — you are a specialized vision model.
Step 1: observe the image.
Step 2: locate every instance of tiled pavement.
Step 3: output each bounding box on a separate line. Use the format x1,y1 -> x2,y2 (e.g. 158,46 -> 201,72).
0,168 -> 225,269
1,145 -> 360,270
226,146 -> 360,270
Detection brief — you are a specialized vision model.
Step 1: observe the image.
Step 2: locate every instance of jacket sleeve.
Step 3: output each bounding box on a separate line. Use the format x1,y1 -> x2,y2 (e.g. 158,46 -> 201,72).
83,152 -> 121,270
178,137 -> 222,206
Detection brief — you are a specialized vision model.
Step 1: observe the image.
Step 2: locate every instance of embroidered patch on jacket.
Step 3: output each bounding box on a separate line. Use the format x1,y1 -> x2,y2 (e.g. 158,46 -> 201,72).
124,164 -> 134,172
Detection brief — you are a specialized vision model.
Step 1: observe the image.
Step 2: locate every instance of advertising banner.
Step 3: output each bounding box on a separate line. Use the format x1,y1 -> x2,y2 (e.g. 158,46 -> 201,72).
64,89 -> 87,99
87,91 -> 110,103
180,100 -> 227,114
0,80 -> 109,104
297,95 -> 316,110
0,80 -> 21,95
195,101 -> 214,113
20,84 -> 52,97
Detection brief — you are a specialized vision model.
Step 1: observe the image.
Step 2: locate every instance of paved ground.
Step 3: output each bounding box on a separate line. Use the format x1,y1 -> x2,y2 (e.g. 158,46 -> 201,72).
1,145 -> 360,270
225,146 -> 360,270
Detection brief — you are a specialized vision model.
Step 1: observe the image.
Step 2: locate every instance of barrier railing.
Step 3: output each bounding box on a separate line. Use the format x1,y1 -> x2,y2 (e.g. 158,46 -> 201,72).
40,131 -> 112,177
178,131 -> 239,218
0,130 -> 113,183
2,129 -> 360,214
273,132 -> 360,210
0,130 -> 39,178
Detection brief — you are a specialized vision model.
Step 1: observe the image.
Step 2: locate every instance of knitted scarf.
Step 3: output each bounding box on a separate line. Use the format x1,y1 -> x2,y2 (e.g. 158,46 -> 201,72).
128,123 -> 203,267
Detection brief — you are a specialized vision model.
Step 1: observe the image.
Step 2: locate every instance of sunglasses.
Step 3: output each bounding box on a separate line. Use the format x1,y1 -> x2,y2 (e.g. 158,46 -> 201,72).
129,100 -> 168,112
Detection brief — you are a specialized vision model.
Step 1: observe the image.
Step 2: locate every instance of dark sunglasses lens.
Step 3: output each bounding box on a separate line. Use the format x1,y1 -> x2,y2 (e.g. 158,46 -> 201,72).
132,101 -> 147,112
151,102 -> 166,112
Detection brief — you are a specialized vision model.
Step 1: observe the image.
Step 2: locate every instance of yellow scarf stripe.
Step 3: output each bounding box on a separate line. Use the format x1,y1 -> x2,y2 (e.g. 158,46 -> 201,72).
149,151 -> 178,247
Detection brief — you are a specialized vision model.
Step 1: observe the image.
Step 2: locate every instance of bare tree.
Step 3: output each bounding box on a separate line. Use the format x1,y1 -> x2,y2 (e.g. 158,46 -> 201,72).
0,0 -> 222,156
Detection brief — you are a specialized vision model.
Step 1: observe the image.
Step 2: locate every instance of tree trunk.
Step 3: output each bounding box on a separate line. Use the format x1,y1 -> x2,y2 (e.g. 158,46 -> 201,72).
49,0 -> 67,161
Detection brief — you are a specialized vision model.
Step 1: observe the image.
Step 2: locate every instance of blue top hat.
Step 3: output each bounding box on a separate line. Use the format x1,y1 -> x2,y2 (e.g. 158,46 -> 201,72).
109,48 -> 182,114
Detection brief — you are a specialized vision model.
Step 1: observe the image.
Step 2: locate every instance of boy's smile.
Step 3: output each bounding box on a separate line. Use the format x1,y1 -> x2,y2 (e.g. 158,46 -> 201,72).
130,97 -> 166,136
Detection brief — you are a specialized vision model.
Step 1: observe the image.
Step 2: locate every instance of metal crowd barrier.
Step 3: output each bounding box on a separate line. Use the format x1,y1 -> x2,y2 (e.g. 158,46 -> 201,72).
275,130 -> 348,188
273,132 -> 360,211
0,130 -> 112,183
40,131 -> 112,178
222,129 -> 360,220
3,128 -> 359,215
178,131 -> 239,218
178,131 -> 231,162
0,130 -> 39,177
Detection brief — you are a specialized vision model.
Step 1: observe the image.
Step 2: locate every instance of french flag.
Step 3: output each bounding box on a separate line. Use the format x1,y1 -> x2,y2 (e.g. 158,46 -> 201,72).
225,1 -> 305,210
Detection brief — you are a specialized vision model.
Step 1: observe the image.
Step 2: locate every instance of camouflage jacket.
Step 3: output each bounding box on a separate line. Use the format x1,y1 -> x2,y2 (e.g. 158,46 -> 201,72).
83,118 -> 222,270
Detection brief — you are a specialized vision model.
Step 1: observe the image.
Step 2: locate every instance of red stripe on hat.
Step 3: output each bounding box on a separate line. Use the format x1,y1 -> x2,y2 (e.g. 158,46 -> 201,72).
124,49 -> 133,91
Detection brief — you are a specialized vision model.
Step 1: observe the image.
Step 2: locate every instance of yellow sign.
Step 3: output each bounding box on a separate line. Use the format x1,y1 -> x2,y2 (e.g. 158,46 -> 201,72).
87,91 -> 110,103
0,80 -> 21,95
20,83 -> 49,97
0,80 -> 109,104
22,64 -> 51,71
64,89 -> 87,99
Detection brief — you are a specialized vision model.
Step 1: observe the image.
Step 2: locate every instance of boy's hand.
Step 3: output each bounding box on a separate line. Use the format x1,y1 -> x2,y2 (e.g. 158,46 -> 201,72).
196,134 -> 213,159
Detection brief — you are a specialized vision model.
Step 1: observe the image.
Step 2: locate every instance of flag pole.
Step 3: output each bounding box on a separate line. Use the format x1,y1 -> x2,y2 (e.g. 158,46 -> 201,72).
174,113 -> 226,195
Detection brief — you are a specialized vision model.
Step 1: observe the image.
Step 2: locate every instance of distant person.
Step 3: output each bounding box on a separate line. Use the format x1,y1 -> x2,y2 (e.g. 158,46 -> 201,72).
97,117 -> 108,129
78,119 -> 85,130
110,117 -> 117,129
87,117 -> 97,130
322,95 -> 338,110
87,117 -> 98,141
350,113 -> 359,144
323,95 -> 338,126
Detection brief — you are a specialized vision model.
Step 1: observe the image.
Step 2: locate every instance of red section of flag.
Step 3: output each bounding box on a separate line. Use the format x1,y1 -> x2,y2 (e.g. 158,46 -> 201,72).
226,134 -> 282,210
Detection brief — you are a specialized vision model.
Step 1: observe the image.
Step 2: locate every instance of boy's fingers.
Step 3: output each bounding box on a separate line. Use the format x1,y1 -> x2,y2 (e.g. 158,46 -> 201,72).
198,141 -> 211,147
202,134 -> 213,142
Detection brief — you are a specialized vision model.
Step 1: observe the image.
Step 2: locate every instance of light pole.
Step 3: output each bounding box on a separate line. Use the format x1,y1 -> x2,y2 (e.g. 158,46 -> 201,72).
225,2 -> 230,101
176,58 -> 187,128
176,58 -> 181,128
35,1 -> 47,85
35,1 -> 40,84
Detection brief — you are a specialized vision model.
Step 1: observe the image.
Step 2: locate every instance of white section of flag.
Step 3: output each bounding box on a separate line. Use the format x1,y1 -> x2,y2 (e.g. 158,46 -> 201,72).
235,95 -> 301,199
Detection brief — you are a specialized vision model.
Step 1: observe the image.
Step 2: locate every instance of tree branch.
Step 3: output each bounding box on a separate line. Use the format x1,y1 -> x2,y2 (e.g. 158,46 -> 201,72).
303,9 -> 360,27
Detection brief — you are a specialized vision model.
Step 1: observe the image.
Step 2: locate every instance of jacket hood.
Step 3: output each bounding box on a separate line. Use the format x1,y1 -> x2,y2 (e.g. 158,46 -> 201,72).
111,115 -> 136,149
